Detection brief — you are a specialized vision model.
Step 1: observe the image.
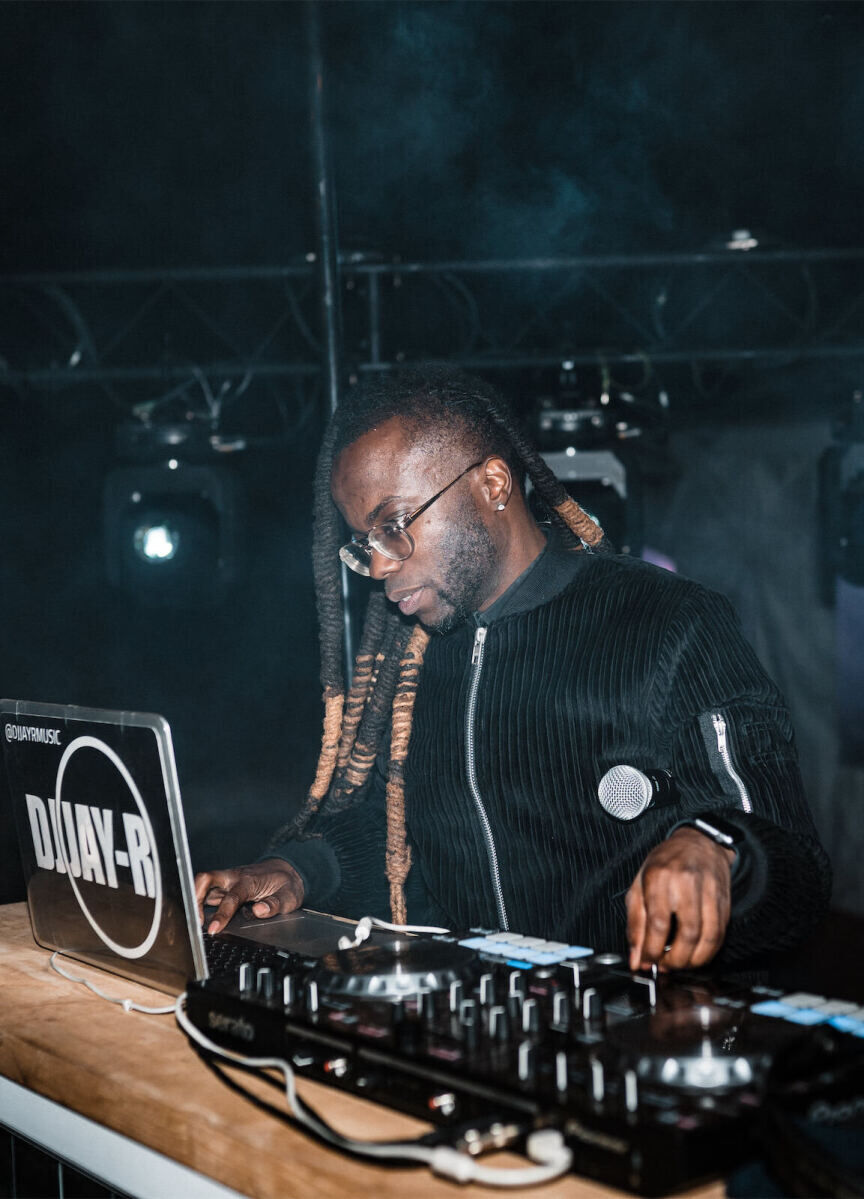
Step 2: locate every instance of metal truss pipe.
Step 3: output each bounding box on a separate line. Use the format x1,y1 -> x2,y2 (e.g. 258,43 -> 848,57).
306,0 -> 354,673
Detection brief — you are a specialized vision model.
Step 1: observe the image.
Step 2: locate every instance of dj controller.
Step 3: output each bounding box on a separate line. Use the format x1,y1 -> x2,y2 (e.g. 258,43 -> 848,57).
185,923 -> 864,1195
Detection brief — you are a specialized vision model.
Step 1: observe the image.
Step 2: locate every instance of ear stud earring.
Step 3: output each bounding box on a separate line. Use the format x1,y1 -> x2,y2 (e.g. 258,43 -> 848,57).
497,502 -> 506,511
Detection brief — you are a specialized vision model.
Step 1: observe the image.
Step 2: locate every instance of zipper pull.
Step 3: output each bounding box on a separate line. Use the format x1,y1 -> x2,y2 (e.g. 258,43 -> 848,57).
471,625 -> 487,665
712,712 -> 727,753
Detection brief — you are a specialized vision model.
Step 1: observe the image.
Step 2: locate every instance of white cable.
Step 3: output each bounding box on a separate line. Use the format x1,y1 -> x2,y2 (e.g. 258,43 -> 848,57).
49,953 -> 177,1015
430,1133 -> 574,1186
175,995 -> 572,1187
47,948 -> 573,1185
337,915 -> 451,950
369,917 -> 452,934
337,915 -> 373,949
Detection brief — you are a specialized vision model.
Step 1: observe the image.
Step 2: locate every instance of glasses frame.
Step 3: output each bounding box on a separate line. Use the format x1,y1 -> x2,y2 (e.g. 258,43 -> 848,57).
339,459 -> 485,576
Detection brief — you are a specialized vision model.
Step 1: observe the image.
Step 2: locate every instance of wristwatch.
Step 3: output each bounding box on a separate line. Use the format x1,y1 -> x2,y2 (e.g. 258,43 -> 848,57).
677,815 -> 745,850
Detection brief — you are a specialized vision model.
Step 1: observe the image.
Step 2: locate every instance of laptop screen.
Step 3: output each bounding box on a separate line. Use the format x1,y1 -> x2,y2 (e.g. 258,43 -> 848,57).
1,700 -> 206,993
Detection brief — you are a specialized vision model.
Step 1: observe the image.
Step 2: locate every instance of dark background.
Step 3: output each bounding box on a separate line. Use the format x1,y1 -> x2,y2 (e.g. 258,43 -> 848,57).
3,1 -> 863,268
1,1 -> 863,912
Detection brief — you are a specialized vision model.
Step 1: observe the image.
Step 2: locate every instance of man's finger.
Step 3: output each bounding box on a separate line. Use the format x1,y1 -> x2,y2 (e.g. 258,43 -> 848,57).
662,906 -> 703,969
194,869 -> 237,920
626,882 -> 648,971
651,868 -> 709,969
250,893 -> 282,918
206,888 -> 243,935
683,883 -> 729,968
637,871 -> 680,967
194,871 -> 216,919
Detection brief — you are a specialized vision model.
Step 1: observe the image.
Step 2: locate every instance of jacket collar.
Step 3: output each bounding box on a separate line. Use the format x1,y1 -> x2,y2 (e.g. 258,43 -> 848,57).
475,528 -> 586,625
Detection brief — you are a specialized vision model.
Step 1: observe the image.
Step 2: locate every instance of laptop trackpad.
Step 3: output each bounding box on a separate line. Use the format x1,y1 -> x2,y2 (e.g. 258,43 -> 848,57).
220,907 -> 402,957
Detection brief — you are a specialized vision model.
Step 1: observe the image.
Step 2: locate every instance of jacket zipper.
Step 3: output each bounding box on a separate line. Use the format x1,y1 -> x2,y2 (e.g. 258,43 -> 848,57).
711,712 -> 752,813
466,625 -> 509,930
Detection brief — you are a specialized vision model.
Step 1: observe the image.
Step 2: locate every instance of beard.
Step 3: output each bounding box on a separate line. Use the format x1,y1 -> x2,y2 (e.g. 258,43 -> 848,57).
423,506 -> 499,635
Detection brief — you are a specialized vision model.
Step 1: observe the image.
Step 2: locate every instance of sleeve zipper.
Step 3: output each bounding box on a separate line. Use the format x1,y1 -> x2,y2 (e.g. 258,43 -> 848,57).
711,711 -> 752,813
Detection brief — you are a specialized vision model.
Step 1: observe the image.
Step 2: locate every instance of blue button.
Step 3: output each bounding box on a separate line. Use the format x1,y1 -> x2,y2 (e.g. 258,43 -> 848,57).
829,1015 -> 864,1037
510,950 -> 559,965
781,1008 -> 830,1026
751,1000 -> 799,1018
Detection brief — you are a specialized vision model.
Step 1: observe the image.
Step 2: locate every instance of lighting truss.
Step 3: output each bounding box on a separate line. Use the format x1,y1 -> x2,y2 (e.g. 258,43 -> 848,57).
2,248 -> 864,426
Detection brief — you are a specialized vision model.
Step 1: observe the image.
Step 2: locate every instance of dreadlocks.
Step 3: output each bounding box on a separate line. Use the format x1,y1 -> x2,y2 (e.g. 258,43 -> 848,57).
273,365 -> 610,922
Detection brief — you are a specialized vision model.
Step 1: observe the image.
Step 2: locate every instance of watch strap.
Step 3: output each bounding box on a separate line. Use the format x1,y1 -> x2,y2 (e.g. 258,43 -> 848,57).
677,815 -> 744,849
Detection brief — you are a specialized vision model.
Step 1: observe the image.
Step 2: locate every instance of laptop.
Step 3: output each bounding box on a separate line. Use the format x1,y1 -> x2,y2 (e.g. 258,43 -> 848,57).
1,699 -> 394,994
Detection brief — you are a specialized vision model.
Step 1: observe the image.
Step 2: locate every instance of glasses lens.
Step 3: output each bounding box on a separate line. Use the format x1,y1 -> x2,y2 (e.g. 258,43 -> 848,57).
339,543 -> 372,576
338,528 -> 414,576
369,527 -> 413,562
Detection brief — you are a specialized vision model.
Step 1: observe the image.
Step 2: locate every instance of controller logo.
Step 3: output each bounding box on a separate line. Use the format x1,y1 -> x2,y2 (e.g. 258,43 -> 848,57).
25,735 -> 163,959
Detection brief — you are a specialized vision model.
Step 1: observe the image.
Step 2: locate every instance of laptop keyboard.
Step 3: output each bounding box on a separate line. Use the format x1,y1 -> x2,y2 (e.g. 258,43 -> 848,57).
203,932 -> 298,978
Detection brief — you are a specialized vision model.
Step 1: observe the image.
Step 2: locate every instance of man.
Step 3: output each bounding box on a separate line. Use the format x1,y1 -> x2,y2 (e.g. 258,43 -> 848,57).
197,366 -> 830,972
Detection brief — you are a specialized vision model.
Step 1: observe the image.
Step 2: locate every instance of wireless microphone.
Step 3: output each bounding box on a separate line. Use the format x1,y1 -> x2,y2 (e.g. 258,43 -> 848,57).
597,765 -> 678,820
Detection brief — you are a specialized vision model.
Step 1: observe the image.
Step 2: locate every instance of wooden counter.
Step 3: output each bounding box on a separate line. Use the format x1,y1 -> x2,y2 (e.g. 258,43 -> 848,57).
0,903 -> 724,1199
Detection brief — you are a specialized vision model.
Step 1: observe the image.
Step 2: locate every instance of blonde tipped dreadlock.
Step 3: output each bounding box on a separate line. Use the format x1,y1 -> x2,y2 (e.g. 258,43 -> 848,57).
275,366 -> 611,922
554,495 -> 605,547
384,624 -> 429,923
304,687 -> 344,815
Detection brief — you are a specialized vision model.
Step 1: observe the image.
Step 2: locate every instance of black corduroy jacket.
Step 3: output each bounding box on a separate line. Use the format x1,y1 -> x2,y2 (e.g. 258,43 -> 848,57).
275,543 -> 831,966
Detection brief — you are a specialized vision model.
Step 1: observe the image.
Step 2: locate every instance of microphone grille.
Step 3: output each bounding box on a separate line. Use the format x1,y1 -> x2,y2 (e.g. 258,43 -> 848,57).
598,764 -> 654,820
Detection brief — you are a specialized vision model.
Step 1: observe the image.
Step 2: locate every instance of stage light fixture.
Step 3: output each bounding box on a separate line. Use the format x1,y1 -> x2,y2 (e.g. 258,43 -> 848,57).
539,447 -> 642,557
526,369 -> 671,557
104,460 -> 243,608
133,522 -> 180,563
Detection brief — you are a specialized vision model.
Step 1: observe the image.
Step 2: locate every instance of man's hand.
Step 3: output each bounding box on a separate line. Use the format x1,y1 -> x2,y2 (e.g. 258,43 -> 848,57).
194,858 -> 305,935
626,828 -> 735,972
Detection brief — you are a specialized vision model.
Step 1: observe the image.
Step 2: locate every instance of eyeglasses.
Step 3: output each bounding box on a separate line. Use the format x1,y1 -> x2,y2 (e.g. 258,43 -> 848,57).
339,460 -> 484,576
